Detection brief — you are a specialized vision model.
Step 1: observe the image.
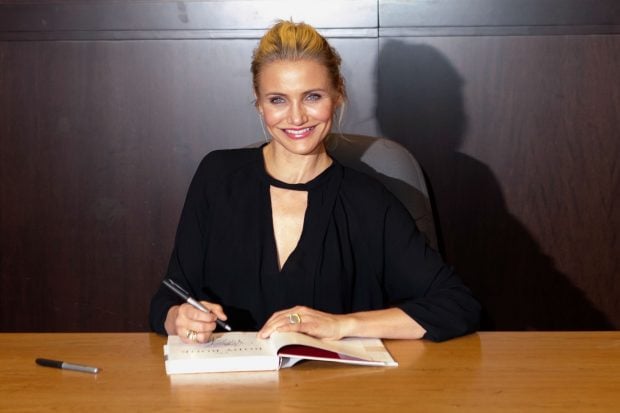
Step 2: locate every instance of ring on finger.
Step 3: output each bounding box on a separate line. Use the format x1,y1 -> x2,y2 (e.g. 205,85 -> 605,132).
288,313 -> 302,324
186,329 -> 198,342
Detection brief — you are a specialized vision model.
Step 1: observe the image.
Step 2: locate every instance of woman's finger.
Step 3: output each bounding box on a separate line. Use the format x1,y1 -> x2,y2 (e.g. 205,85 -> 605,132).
179,327 -> 212,344
199,301 -> 228,321
178,303 -> 217,323
259,307 -> 313,338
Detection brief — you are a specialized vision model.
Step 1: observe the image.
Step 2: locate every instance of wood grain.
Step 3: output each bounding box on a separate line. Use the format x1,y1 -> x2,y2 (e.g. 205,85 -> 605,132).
1,332 -> 619,412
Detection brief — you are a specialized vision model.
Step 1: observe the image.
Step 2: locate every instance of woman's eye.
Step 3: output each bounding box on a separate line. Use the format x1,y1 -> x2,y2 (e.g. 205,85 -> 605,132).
306,93 -> 321,101
269,96 -> 285,104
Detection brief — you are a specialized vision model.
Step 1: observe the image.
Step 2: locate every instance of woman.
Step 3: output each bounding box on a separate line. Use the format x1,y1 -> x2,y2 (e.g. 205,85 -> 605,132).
149,20 -> 480,343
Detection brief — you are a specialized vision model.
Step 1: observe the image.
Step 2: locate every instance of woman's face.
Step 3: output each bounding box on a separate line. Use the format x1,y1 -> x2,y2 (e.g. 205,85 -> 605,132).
256,59 -> 341,156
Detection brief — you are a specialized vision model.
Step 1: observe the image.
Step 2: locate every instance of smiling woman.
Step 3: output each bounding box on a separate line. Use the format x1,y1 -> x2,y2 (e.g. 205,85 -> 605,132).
258,60 -> 339,174
149,20 -> 480,344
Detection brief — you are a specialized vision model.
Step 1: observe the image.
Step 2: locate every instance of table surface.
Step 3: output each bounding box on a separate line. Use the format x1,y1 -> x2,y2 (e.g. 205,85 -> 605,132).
1,332 -> 619,412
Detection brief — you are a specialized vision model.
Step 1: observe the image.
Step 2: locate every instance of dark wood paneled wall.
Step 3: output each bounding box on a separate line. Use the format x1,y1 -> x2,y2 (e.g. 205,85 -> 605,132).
378,36 -> 620,330
1,0 -> 619,332
377,0 -> 620,330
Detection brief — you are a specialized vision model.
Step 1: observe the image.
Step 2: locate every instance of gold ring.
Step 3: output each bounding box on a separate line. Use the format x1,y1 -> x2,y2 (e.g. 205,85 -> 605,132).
186,329 -> 198,341
288,313 -> 302,324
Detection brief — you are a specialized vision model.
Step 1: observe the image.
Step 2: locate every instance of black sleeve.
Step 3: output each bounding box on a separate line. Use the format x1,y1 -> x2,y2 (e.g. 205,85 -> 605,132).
148,154 -> 213,334
381,190 -> 481,342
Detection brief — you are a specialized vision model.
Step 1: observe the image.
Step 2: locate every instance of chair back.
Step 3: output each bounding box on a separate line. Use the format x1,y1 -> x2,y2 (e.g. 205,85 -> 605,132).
328,134 -> 438,250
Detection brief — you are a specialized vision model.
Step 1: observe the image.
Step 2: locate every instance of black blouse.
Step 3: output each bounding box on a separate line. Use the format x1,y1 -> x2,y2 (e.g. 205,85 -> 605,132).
149,147 -> 480,341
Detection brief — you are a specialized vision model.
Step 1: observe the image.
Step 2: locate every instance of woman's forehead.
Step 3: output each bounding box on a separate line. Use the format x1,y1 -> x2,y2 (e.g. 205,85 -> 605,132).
257,60 -> 332,92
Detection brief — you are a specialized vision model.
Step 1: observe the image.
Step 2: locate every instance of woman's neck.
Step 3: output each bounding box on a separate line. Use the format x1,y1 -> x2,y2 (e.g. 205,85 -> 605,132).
262,142 -> 333,184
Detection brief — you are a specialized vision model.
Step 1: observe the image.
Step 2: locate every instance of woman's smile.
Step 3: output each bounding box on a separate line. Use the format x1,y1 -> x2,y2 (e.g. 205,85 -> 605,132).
282,126 -> 316,139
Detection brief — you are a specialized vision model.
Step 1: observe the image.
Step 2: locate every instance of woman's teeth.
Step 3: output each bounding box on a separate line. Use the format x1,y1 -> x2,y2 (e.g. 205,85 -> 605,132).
285,126 -> 314,138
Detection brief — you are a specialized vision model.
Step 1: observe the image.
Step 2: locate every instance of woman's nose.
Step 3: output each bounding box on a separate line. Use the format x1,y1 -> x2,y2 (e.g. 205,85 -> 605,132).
288,102 -> 308,126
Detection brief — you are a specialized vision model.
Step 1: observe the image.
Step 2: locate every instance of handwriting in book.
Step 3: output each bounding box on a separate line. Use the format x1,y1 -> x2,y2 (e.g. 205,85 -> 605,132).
180,335 -> 267,355
205,336 -> 248,347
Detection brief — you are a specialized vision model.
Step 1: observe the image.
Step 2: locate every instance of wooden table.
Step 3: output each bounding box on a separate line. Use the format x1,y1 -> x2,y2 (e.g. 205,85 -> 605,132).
1,332 -> 619,412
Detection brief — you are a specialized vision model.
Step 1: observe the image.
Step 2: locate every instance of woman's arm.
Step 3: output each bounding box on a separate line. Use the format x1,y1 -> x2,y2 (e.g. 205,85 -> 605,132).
258,306 -> 426,340
149,154 -> 213,335
380,189 -> 481,342
259,184 -> 480,342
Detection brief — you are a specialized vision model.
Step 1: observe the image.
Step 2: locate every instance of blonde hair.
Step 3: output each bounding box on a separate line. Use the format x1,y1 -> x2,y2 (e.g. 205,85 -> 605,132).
251,20 -> 347,102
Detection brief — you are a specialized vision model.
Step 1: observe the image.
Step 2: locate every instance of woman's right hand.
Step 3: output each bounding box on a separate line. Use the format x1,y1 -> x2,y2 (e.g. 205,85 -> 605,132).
164,302 -> 228,343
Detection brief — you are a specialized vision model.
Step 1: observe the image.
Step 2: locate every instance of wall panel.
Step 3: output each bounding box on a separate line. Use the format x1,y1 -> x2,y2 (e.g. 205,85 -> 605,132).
377,35 -> 620,329
1,0 -> 618,331
0,0 -> 378,332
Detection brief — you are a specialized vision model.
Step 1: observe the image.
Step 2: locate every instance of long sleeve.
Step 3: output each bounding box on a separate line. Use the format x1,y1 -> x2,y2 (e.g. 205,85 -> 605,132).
149,148 -> 480,340
149,155 -> 212,334
380,186 -> 480,341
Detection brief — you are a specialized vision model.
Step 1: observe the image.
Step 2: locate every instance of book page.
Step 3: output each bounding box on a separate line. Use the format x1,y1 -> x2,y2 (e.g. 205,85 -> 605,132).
166,332 -> 273,360
164,332 -> 396,374
270,332 -> 397,366
164,332 -> 282,374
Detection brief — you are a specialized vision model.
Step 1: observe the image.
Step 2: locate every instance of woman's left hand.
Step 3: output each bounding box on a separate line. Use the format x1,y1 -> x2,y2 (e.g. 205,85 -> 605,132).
258,306 -> 352,340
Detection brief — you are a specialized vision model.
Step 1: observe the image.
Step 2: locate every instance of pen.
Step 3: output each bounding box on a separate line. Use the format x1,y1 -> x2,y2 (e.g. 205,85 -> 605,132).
162,278 -> 232,331
35,358 -> 99,374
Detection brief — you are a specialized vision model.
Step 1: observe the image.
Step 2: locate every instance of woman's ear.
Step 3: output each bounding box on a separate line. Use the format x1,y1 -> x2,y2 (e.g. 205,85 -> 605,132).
335,93 -> 344,108
255,98 -> 265,123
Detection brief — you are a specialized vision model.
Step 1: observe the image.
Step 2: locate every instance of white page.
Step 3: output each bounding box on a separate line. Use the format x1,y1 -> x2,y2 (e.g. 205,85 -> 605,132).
165,332 -> 279,374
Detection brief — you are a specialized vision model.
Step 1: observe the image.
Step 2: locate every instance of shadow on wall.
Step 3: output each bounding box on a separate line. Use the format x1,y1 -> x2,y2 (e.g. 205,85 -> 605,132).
375,40 -> 612,330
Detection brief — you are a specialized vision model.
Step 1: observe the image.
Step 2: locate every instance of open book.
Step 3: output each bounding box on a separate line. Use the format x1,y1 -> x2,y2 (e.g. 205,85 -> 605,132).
163,331 -> 397,374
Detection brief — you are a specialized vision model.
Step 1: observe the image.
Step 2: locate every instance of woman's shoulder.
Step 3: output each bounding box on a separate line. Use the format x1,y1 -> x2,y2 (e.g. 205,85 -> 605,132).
202,146 -> 260,167
186,147 -> 263,193
338,163 -> 393,200
338,161 -> 418,219
195,147 -> 261,176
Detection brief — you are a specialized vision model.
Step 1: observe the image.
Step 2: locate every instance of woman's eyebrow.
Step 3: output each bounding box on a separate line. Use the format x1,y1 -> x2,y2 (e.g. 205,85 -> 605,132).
264,88 -> 327,96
